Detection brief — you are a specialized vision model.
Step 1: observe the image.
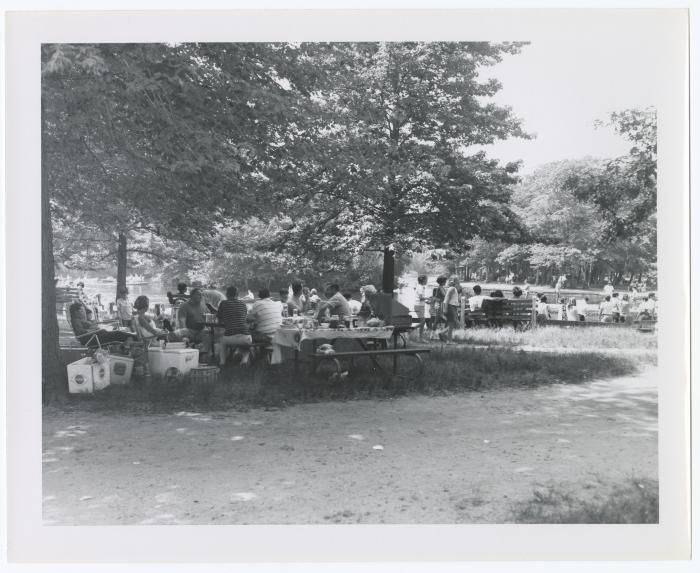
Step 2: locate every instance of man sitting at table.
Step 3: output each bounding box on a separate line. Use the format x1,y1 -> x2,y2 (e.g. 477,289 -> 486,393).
69,300 -> 136,348
217,286 -> 253,366
247,287 -> 283,344
176,288 -> 212,359
318,284 -> 351,321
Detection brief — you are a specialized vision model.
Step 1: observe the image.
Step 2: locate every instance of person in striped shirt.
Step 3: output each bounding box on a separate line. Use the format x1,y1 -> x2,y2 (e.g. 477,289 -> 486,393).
247,287 -> 283,343
217,286 -> 253,366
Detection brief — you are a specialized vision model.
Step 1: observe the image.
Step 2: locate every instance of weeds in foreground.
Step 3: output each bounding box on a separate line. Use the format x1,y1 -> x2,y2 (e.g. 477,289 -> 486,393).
512,477 -> 659,523
47,344 -> 647,414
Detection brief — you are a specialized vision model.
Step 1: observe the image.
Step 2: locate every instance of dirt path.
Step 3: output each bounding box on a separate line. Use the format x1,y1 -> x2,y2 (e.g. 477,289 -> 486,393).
42,367 -> 657,525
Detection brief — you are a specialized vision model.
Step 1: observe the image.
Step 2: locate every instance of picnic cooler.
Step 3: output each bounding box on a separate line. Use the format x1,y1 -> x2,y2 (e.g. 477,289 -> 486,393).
67,357 -> 111,393
109,355 -> 134,385
147,347 -> 199,377
188,365 -> 219,384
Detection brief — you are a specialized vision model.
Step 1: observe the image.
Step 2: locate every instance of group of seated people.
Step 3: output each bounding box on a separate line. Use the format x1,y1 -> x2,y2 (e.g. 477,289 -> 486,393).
71,279 -> 363,365
216,281 -> 364,366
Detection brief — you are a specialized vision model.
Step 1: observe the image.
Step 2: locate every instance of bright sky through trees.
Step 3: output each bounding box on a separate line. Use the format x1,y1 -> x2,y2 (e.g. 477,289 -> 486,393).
476,35 -> 658,173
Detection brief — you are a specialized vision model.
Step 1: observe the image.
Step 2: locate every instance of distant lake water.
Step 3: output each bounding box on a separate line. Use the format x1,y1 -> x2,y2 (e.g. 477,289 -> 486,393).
80,280 -> 170,305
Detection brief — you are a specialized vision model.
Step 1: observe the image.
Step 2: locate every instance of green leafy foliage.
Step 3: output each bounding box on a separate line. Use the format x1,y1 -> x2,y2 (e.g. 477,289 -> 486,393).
276,42 -> 531,263
565,108 -> 657,241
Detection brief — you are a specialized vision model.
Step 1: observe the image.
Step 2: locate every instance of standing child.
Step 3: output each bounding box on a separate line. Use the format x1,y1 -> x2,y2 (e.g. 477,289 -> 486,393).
414,275 -> 431,342
116,287 -> 134,329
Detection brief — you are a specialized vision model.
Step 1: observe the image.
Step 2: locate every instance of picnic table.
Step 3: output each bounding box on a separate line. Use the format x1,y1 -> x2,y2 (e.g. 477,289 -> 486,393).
271,325 -> 430,378
271,325 -> 395,364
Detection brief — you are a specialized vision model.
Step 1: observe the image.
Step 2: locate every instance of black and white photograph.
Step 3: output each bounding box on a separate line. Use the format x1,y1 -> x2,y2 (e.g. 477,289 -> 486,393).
4,6 -> 691,565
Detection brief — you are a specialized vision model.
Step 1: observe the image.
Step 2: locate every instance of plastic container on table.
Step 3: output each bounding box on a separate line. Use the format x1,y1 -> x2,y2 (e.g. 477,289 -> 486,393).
67,357 -> 111,393
147,347 -> 199,378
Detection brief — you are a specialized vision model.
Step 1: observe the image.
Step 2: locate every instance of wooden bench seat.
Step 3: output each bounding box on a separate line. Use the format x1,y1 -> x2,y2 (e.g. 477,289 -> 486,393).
310,348 -> 431,378
463,298 -> 536,328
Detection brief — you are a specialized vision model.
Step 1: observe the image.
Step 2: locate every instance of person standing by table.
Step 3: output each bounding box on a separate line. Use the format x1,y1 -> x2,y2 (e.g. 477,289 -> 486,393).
431,276 -> 448,334
115,286 -> 134,329
414,275 -> 431,342
440,276 -> 461,344
176,288 -> 212,360
247,288 -> 284,344
217,286 -> 253,366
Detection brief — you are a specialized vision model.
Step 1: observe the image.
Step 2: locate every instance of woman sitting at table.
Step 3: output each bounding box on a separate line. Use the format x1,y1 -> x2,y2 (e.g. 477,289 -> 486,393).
357,285 -> 377,323
133,295 -> 180,344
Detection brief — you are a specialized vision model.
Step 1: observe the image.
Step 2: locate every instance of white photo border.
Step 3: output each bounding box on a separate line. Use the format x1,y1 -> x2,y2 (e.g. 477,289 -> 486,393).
4,8 -> 690,564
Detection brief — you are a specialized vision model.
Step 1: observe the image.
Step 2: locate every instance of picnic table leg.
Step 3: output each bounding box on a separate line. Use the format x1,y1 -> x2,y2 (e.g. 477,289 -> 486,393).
209,325 -> 217,365
294,348 -> 299,375
357,339 -> 385,373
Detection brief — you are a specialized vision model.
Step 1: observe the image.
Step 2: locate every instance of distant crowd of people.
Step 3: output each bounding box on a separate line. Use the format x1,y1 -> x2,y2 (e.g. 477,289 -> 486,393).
410,274 -> 658,342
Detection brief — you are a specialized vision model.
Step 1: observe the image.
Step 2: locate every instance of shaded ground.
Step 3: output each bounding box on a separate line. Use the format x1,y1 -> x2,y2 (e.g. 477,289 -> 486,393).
42,367 -> 657,524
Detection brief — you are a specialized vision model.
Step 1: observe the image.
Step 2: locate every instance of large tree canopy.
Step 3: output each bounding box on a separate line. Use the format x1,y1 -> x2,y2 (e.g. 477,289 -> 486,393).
42,42 -> 321,294
277,42 -> 531,264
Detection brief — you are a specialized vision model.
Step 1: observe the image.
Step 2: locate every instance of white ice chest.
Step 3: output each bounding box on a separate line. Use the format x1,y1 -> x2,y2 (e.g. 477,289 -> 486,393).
147,347 -> 199,377
109,355 -> 135,385
67,357 -> 110,393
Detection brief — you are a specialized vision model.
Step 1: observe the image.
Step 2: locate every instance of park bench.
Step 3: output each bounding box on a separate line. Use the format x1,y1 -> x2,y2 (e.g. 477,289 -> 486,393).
310,347 -> 431,380
462,298 -> 536,329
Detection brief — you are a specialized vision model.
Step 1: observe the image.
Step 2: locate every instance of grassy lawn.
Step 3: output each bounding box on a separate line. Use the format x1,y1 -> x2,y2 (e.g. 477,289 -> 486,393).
54,335 -> 655,413
511,477 -> 659,523
449,325 -> 657,350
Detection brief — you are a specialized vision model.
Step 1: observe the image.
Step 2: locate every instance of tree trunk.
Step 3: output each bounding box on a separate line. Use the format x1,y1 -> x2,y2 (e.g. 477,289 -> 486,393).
116,231 -> 127,300
382,247 -> 395,295
42,94 -> 66,401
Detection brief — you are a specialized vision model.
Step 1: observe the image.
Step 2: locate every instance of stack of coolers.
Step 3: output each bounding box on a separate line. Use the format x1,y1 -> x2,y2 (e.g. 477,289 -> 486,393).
67,354 -> 135,393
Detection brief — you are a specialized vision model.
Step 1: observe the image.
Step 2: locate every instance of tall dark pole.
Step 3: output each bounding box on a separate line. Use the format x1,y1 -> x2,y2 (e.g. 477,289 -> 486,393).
382,246 -> 395,295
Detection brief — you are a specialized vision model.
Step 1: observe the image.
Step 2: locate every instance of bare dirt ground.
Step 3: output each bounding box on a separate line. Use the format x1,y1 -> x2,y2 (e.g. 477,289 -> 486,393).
42,367 -> 657,525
